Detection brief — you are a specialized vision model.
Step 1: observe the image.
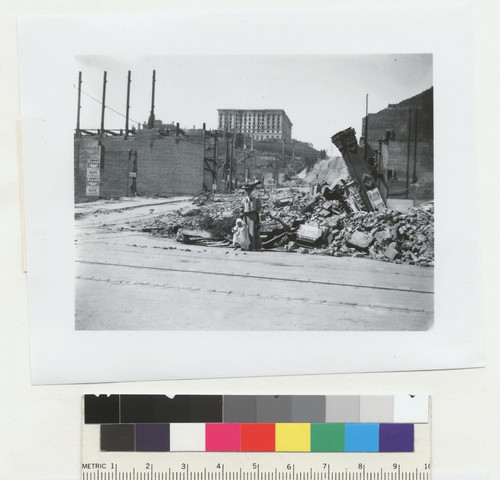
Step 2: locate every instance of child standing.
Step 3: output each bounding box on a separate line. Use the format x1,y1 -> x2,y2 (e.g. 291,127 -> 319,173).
232,218 -> 251,251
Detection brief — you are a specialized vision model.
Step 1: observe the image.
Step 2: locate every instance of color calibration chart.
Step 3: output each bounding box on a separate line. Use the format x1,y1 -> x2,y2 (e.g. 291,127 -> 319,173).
82,394 -> 431,480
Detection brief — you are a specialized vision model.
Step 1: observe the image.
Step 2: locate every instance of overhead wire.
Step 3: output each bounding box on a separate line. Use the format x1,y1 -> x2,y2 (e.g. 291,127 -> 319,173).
73,84 -> 142,126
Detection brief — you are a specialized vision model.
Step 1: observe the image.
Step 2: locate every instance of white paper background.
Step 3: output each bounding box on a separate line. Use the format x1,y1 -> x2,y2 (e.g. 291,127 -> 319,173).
19,4 -> 483,386
1,0 -> 499,479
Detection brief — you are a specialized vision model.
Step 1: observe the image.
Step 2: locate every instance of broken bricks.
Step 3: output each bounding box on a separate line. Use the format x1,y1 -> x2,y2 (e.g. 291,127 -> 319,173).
384,242 -> 400,260
347,230 -> 374,250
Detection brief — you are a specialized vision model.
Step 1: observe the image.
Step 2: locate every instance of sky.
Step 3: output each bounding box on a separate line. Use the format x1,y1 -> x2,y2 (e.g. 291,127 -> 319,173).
75,54 -> 432,153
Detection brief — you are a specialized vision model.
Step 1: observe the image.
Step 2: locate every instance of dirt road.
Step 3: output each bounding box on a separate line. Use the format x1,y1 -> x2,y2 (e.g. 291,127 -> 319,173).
75,197 -> 433,330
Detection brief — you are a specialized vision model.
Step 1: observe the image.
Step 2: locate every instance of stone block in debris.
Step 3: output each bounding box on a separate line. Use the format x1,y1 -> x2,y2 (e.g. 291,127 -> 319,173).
317,208 -> 332,217
416,233 -> 427,244
324,216 -> 340,229
347,230 -> 374,250
273,197 -> 294,207
374,229 -> 393,244
384,242 -> 399,260
298,247 -> 310,254
297,223 -> 324,244
285,241 -> 298,252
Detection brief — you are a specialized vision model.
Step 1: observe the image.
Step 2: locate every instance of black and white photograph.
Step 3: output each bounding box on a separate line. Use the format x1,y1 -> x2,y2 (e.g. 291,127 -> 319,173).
74,54 -> 434,331
18,7 -> 482,383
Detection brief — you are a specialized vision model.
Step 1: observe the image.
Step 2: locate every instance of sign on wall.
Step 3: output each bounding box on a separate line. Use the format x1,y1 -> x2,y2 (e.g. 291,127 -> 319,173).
86,158 -> 100,196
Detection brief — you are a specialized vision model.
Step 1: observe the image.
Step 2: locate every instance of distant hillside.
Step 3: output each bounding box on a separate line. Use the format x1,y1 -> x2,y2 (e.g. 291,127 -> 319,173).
301,157 -> 349,184
249,138 -> 321,158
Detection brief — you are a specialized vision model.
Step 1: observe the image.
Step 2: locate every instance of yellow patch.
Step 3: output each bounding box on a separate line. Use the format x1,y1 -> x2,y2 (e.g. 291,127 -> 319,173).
275,423 -> 311,452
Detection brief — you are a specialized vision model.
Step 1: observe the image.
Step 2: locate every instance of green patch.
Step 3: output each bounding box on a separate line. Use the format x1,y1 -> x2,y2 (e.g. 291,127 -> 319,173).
310,423 -> 345,452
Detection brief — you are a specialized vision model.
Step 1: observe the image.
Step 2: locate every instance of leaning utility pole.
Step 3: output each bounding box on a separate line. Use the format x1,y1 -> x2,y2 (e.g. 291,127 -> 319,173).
124,70 -> 131,139
147,70 -> 156,129
100,71 -> 107,134
76,71 -> 82,134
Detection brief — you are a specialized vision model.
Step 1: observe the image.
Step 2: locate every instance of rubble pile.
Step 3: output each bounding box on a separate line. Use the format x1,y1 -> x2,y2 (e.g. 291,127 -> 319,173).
136,183 -> 434,266
303,205 -> 434,266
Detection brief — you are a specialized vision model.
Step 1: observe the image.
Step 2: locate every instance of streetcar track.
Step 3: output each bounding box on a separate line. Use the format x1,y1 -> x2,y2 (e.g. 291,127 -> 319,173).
76,259 -> 434,295
76,275 -> 432,314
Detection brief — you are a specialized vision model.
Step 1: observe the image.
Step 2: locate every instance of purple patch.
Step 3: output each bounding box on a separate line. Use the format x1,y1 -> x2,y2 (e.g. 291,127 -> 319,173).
379,423 -> 414,452
135,423 -> 170,452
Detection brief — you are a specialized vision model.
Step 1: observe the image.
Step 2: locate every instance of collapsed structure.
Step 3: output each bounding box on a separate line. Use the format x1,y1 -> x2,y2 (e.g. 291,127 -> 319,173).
136,174 -> 433,267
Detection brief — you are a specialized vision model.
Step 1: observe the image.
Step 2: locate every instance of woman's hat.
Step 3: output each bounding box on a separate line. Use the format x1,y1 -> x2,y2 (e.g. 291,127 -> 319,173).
243,180 -> 261,192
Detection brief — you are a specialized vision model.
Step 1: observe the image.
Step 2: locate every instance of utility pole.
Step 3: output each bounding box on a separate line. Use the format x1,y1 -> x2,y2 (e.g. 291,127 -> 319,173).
124,70 -> 131,139
76,71 -> 82,134
412,109 -> 418,184
243,148 -> 246,183
228,135 -> 233,193
147,70 -> 156,129
363,93 -> 369,162
275,154 -> 278,186
281,138 -> 286,181
405,108 -> 413,199
213,130 -> 218,192
100,71 -> 107,134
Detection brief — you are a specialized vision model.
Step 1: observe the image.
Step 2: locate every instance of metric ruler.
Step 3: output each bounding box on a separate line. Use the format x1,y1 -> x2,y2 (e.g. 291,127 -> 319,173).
82,394 -> 431,480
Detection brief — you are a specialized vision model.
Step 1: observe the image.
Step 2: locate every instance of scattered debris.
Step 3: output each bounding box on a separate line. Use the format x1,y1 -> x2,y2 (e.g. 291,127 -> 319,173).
133,182 -> 434,266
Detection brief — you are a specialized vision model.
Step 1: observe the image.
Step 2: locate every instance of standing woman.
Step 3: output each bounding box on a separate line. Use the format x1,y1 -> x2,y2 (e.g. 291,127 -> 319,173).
242,185 -> 262,251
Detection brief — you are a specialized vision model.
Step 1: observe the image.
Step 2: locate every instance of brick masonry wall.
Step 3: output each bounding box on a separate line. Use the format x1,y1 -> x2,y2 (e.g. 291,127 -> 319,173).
74,130 -> 205,202
135,131 -> 205,196
382,140 -> 434,200
361,88 -> 434,200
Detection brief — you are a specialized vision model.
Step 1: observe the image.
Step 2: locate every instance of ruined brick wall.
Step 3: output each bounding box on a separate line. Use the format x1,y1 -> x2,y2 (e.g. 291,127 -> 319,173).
74,130 -> 205,203
135,131 -> 205,196
362,88 -> 433,200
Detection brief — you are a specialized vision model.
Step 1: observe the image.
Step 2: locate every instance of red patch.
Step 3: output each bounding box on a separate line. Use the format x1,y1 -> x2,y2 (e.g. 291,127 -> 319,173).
241,423 -> 275,452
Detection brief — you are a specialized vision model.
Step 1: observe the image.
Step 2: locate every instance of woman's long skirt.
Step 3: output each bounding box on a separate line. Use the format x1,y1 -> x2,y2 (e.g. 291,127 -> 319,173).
243,212 -> 262,250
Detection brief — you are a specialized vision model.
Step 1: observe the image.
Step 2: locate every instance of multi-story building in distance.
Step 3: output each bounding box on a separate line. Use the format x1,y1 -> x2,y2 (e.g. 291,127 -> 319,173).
217,109 -> 293,142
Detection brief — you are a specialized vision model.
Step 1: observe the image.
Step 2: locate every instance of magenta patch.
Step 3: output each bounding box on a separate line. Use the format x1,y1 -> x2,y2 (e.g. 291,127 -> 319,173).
205,423 -> 241,451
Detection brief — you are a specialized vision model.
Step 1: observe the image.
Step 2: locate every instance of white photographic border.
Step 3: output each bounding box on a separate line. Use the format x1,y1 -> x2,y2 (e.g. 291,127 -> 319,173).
18,4 -> 483,385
